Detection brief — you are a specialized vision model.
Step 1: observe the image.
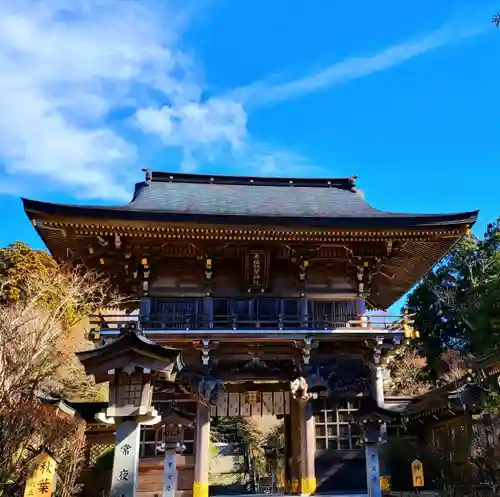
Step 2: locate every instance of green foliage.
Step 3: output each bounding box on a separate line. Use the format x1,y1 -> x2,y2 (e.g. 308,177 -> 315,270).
0,242 -> 57,303
493,13 -> 500,27
405,219 -> 500,376
211,416 -> 262,446
481,392 -> 500,414
1,241 -> 119,331
0,242 -> 87,325
263,422 -> 285,451
210,417 -> 286,490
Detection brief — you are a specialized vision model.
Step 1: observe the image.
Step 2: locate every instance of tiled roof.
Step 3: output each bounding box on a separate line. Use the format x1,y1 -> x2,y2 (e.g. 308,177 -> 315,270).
22,171 -> 479,229
127,180 -> 384,218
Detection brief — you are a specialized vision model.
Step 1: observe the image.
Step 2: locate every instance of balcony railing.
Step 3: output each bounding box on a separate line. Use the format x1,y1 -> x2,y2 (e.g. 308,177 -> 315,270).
89,312 -> 413,336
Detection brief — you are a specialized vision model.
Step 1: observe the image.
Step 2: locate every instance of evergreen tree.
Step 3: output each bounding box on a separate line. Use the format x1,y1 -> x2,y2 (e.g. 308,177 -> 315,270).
405,219 -> 500,376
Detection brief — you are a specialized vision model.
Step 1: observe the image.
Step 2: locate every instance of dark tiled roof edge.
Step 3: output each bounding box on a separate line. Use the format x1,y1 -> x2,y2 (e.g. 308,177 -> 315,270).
22,197 -> 479,229
147,170 -> 358,190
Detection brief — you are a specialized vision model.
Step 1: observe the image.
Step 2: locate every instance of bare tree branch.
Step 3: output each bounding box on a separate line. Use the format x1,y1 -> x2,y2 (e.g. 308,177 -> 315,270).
386,347 -> 432,396
0,251 -> 124,493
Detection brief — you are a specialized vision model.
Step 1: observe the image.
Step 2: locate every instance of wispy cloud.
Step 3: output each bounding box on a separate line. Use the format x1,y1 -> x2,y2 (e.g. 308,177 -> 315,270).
231,24 -> 486,107
0,1 -> 487,201
0,0 -> 258,200
0,0 -> 318,200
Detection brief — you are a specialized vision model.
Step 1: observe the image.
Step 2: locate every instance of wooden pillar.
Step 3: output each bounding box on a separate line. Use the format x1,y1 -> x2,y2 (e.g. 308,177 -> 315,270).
283,413 -> 292,492
203,297 -> 213,329
372,366 -> 384,407
139,297 -> 152,323
299,402 -> 316,495
356,298 -> 366,316
289,402 -> 301,494
299,298 -> 308,328
194,403 -> 210,497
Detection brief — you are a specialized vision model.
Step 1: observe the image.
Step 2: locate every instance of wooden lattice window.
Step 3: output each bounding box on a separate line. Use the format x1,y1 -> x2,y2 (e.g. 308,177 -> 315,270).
308,300 -> 357,328
116,374 -> 143,407
314,399 -> 360,450
87,443 -> 114,468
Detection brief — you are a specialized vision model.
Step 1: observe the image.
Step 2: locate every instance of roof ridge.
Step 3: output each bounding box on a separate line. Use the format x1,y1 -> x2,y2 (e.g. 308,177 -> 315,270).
143,169 -> 358,190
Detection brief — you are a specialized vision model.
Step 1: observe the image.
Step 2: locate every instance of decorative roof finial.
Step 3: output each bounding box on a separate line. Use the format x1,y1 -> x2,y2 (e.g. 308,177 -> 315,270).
142,168 -> 152,186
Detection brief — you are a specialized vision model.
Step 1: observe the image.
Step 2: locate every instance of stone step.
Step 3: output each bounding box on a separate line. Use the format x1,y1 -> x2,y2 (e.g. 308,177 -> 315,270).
137,490 -> 193,497
138,472 -> 193,487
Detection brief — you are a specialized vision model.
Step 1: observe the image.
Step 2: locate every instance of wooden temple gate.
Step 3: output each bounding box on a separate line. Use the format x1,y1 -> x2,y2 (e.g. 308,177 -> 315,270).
23,170 -> 477,496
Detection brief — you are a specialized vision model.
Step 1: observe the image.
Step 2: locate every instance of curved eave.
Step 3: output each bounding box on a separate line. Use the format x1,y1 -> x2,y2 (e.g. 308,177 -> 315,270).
76,332 -> 182,366
22,198 -> 478,309
22,198 -> 479,230
402,379 -> 471,416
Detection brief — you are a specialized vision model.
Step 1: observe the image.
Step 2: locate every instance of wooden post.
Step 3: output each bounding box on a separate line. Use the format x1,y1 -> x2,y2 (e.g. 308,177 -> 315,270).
299,298 -> 308,328
284,411 -> 292,493
356,298 -> 366,316
193,403 -> 210,497
289,399 -> 301,494
110,419 -> 141,497
203,296 -> 214,329
139,297 -> 152,323
372,365 -> 384,407
299,402 -> 316,495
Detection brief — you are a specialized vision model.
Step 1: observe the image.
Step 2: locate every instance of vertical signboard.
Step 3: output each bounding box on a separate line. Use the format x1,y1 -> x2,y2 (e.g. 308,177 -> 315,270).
24,452 -> 57,497
244,250 -> 269,290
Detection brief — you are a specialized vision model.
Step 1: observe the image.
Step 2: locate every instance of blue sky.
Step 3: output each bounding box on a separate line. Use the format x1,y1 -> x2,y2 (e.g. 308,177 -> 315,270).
0,0 -> 499,310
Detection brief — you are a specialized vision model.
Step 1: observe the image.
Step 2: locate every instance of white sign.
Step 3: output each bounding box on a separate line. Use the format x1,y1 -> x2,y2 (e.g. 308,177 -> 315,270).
163,450 -> 177,497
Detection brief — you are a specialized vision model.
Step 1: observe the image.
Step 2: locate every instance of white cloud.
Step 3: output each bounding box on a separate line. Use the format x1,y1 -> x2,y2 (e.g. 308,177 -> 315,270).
231,24 -> 486,107
0,0 -> 251,200
229,143 -> 330,178
136,98 -> 248,163
0,1 -> 487,201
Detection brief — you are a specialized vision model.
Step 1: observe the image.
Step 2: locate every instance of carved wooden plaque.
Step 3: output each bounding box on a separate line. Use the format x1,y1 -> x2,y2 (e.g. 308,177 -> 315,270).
244,249 -> 269,290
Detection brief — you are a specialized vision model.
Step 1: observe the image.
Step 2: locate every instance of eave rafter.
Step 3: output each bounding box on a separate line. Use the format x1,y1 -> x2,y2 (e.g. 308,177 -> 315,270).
37,218 -> 466,243
68,230 -> 404,299
30,215 -> 468,308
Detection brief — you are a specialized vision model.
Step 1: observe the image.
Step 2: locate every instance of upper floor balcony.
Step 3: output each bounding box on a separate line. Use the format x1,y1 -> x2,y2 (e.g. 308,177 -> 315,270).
89,297 -> 413,338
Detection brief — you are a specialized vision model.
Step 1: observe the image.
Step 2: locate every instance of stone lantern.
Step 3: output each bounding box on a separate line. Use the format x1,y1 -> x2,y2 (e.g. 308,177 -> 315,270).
77,326 -> 184,497
161,406 -> 196,497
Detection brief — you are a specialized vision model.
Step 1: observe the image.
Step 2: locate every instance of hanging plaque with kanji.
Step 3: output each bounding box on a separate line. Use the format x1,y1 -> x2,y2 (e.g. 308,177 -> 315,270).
244,250 -> 269,290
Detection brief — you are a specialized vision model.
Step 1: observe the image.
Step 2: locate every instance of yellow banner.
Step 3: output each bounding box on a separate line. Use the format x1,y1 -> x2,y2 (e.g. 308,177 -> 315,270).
24,452 -> 57,497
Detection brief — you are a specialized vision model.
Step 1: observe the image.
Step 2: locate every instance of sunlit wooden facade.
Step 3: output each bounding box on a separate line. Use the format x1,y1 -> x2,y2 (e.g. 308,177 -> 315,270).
23,170 -> 477,496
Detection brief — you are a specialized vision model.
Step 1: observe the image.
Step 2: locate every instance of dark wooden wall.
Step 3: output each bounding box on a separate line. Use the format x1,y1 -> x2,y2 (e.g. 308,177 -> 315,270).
149,258 -> 355,298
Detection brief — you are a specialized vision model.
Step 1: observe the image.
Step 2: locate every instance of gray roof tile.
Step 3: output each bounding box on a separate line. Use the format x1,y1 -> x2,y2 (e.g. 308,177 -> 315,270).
22,171 -> 479,229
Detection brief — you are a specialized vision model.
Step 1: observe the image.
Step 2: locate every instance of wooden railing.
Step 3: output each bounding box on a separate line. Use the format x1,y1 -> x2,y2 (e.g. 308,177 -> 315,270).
89,312 -> 413,334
